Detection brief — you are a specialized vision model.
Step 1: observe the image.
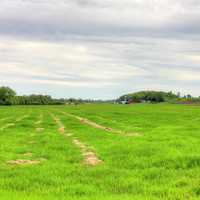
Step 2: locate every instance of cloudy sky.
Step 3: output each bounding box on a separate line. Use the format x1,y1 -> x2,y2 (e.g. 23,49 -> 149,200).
0,0 -> 200,99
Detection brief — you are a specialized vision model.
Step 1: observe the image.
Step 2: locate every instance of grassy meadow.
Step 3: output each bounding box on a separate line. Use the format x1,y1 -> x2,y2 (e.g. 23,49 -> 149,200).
0,103 -> 200,199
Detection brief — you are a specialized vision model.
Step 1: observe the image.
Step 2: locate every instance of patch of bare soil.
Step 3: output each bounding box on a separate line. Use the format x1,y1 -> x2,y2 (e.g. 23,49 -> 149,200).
7,159 -> 41,165
61,112 -> 140,137
51,113 -> 103,166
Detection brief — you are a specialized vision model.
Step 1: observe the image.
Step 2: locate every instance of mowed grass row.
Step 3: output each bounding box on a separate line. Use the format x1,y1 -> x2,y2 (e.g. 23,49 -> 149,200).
0,108 -> 83,199
0,104 -> 200,199
62,103 -> 200,133
54,105 -> 200,199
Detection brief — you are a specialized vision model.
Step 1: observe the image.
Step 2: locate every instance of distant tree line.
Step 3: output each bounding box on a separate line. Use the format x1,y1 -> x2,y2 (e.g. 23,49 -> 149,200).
0,86 -> 112,106
1,86 -> 200,106
117,90 -> 200,104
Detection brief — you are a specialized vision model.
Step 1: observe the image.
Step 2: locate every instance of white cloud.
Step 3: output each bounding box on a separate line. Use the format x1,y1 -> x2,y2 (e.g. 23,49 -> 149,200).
0,0 -> 200,98
0,37 -> 148,90
172,70 -> 200,81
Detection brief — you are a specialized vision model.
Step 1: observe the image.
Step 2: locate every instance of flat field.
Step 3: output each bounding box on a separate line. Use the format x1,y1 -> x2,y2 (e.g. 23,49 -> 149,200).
0,104 -> 200,200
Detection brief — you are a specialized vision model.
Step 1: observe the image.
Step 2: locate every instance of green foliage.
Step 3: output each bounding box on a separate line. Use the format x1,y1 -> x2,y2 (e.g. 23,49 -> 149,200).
0,86 -> 16,105
12,95 -> 55,105
2,85 -> 200,106
0,86 -> 114,106
118,91 -> 178,103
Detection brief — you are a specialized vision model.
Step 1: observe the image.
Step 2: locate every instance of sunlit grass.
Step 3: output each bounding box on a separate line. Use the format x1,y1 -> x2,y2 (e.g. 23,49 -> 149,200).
0,104 -> 200,199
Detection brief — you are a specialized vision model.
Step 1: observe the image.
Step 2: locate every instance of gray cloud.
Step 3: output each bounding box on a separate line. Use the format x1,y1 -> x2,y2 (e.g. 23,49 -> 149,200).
1,0 -> 200,40
0,0 -> 200,98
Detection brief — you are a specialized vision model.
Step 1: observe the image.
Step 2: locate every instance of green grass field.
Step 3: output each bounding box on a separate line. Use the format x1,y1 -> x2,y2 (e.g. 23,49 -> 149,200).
0,104 -> 200,200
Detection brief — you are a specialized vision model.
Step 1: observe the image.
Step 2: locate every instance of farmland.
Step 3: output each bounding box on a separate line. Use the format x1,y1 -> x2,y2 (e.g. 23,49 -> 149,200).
0,104 -> 200,200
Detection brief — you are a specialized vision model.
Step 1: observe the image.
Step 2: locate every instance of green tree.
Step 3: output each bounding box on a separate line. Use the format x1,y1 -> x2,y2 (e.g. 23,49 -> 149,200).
118,91 -> 178,103
0,86 -> 16,105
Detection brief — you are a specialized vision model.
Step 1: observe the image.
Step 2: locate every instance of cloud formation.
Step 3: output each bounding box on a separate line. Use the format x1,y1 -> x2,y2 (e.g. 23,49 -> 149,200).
0,0 -> 200,98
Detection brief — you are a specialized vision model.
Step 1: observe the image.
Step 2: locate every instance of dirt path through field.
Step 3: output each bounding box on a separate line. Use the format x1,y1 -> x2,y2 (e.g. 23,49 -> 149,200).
51,113 -> 103,166
60,111 -> 140,137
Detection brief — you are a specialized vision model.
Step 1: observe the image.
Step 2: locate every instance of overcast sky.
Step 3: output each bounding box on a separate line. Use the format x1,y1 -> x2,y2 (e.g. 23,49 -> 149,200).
0,0 -> 200,99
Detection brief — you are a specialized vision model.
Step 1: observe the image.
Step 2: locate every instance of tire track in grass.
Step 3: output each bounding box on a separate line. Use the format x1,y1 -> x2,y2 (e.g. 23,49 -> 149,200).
0,114 -> 30,131
50,113 -> 103,166
59,111 -> 140,137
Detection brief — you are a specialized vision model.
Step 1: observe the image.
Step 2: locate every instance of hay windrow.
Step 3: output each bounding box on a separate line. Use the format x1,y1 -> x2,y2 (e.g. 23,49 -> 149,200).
7,159 -> 41,165
51,113 -> 103,166
72,139 -> 103,166
60,112 -> 140,137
